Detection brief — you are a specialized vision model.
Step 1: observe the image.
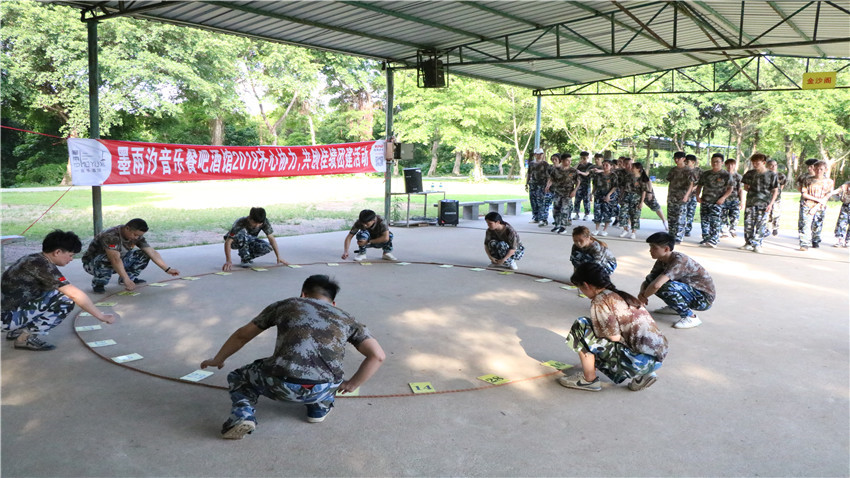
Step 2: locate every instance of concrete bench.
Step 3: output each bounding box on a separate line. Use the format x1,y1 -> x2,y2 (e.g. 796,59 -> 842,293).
1,235 -> 26,270
458,201 -> 485,220
484,199 -> 525,216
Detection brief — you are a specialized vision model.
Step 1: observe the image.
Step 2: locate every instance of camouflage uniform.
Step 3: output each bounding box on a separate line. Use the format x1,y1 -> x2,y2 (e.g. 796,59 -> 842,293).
642,181 -> 662,212
82,225 -> 152,288
1,253 -> 75,335
225,217 -> 275,263
684,169 -> 700,235
798,176 -> 835,248
618,174 -> 643,231
764,173 -> 787,237
698,169 -> 733,246
222,297 -> 372,431
741,170 -> 779,248
642,251 -> 715,319
527,161 -> 552,222
485,223 -> 524,266
591,172 -> 618,225
795,172 -> 812,239
566,290 -> 668,384
350,216 -> 393,254
721,171 -> 743,236
569,240 -> 617,274
666,167 -> 696,242
834,183 -> 850,244
549,167 -> 579,227
573,162 -> 593,217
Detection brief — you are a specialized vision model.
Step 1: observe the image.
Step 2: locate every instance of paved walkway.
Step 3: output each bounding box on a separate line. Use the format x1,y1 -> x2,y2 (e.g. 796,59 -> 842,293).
2,215 -> 848,477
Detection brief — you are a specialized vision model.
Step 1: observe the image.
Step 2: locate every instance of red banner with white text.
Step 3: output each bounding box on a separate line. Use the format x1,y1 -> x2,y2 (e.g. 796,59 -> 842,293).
67,138 -> 387,186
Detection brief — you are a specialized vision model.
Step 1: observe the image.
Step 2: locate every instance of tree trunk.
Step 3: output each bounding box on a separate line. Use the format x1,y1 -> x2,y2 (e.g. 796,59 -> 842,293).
452,150 -> 462,176
210,117 -> 225,145
308,115 -> 316,145
469,151 -> 484,182
427,138 -> 440,176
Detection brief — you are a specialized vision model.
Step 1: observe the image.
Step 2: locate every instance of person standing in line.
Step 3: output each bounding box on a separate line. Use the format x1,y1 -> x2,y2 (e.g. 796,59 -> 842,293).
666,152 -> 696,244
590,160 -> 618,236
720,157 -> 744,238
739,153 -> 780,253
798,160 -> 835,251
763,159 -> 787,238
683,155 -> 701,237
832,180 -> 850,247
545,153 -> 579,234
526,148 -> 551,225
573,151 -> 594,221
695,155 -> 734,248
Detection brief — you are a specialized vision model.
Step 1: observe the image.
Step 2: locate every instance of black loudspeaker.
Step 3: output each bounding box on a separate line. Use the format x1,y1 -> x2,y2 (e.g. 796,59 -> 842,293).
439,200 -> 459,226
422,58 -> 446,88
403,168 -> 423,193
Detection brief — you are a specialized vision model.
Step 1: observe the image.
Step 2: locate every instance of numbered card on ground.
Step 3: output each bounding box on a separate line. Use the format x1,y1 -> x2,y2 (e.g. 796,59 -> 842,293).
336,387 -> 360,397
75,325 -> 102,332
86,339 -> 117,348
578,293 -> 588,298
180,370 -> 214,382
360,262 -> 373,266
541,360 -> 573,370
327,263 -> 339,267
117,291 -> 140,296
396,262 -> 411,266
477,374 -> 511,385
94,302 -> 117,307
79,312 -> 92,317
439,264 -> 454,268
148,282 -> 170,286
468,268 -> 485,272
409,382 -> 436,394
561,285 -> 578,290
112,353 -> 143,363
287,264 -> 302,268
499,271 -> 514,275
535,278 -> 553,283
214,272 -> 231,276
250,267 -> 268,272
181,276 -> 200,281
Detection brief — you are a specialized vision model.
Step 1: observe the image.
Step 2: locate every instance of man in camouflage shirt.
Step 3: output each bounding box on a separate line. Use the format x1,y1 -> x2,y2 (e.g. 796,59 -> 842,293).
545,153 -> 579,234
638,232 -> 715,330
683,155 -> 701,237
665,152 -> 697,243
720,157 -> 744,238
798,160 -> 835,250
764,160 -> 788,238
82,218 -> 180,293
739,153 -> 779,253
573,151 -> 594,220
526,148 -> 552,224
201,275 -> 385,439
695,154 -> 734,247
2,230 -> 115,351
222,207 -> 288,271
590,160 -> 618,235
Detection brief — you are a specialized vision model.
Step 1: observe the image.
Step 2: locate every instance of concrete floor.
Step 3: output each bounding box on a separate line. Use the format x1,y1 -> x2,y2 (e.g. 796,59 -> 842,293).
2,215 -> 848,477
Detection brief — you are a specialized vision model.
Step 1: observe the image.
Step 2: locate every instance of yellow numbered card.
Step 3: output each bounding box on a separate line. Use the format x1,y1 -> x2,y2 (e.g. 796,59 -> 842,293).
214,272 -> 231,276
94,302 -> 117,307
499,271 -> 514,275
327,263 -> 339,266
250,267 -> 268,272
561,285 -> 577,290
477,374 -> 510,385
409,382 -> 436,394
336,387 -> 360,397
182,276 -> 200,280
535,278 -> 553,283
287,264 -> 302,268
468,268 -> 485,272
149,282 -> 170,286
541,360 -> 573,370
117,291 -> 140,296
360,262 -> 373,266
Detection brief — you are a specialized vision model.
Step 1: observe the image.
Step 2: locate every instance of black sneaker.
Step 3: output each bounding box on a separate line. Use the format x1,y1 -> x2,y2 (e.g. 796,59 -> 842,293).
6,329 -> 25,341
14,334 -> 56,351
221,419 -> 256,439
537,221 -> 548,227
93,284 -> 106,293
119,277 -> 147,285
550,226 -> 559,232
812,243 -> 820,248
685,231 -> 691,237
239,259 -> 254,268
557,227 -> 567,234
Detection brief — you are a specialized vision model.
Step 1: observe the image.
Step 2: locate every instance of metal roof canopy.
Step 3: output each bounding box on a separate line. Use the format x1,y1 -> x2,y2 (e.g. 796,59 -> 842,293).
50,0 -> 850,94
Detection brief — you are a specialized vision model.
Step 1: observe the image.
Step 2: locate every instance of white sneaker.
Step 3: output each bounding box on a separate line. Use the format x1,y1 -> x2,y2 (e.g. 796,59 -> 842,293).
508,262 -> 518,270
738,244 -> 753,251
629,232 -> 636,239
752,246 -> 763,254
600,230 -> 609,236
619,229 -> 630,238
583,215 -> 590,221
382,252 -> 397,261
653,306 -> 678,315
673,314 -> 702,329
353,253 -> 367,262
592,230 -> 599,236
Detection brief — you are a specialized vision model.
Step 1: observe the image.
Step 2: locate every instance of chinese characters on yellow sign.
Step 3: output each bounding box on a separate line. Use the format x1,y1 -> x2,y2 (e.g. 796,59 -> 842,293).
802,72 -> 837,90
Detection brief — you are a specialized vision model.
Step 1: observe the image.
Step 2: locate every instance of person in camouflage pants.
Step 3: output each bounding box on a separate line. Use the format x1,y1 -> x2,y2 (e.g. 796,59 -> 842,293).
201,275 -> 385,439
740,153 -> 779,252
683,155 -> 700,237
573,152 -> 594,220
763,160 -> 787,237
833,182 -> 850,247
546,152 -> 579,233
666,152 -> 696,243
695,154 -> 734,247
720,158 -> 744,237
798,161 -> 835,250
526,149 -> 552,224
223,207 -> 288,270
591,160 -> 618,235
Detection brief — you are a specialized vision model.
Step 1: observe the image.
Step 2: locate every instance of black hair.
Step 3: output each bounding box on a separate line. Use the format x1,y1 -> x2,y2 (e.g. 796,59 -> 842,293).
632,162 -> 650,183
685,154 -> 697,162
484,212 -> 506,224
42,229 -> 82,254
559,152 -> 571,162
711,153 -> 724,160
580,151 -> 589,157
570,262 -> 641,308
673,151 -> 686,160
572,225 -> 607,249
804,158 -> 819,167
724,158 -> 737,165
358,209 -> 377,223
125,218 -> 149,232
593,153 -> 603,159
750,152 -> 768,163
302,274 -> 340,301
646,232 -> 675,250
249,207 -> 267,223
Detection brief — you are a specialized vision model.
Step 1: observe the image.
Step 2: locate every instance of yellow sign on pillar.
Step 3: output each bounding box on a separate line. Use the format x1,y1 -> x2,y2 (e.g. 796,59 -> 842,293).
802,72 -> 837,90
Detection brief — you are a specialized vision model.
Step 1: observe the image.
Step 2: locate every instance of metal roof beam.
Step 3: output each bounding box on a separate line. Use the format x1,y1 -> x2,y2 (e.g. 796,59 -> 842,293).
79,1 -> 179,21
767,1 -> 827,57
745,2 -> 815,47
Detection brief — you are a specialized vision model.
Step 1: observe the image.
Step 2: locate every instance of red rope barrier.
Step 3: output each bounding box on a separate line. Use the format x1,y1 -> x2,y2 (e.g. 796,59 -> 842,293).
19,186 -> 74,235
0,124 -> 64,139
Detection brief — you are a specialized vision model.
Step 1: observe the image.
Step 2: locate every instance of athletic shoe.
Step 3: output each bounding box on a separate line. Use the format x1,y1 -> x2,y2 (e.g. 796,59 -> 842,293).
591,230 -> 599,236
812,243 -> 820,249
6,329 -> 25,341
619,229 -> 630,238
628,372 -> 658,392
508,262 -> 518,270
306,404 -> 331,423
118,277 -> 146,285
772,230 -> 779,236
353,253 -> 367,262
557,373 -> 601,392
573,214 -> 580,221
730,231 -> 737,238
14,334 -> 56,351
239,260 -> 253,268
488,262 -> 499,268
557,227 -> 567,235
221,419 -> 256,439
700,242 -> 716,248
684,231 -> 691,237
738,244 -> 753,251
720,231 -> 730,238
529,220 -> 539,224
382,252 -> 397,261
653,306 -> 678,315
752,246 -> 763,253
550,226 -> 559,232
629,232 -> 636,239
799,246 -> 809,252
600,231 -> 609,236
93,284 -> 106,293
538,221 -> 549,227
583,215 -> 590,221
673,314 -> 702,329
834,242 -> 846,248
